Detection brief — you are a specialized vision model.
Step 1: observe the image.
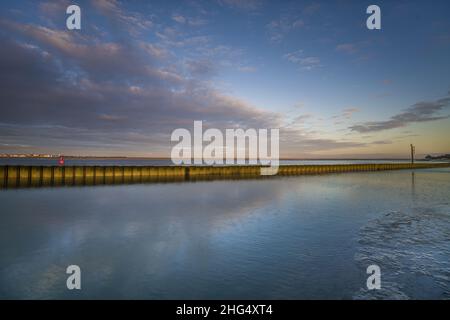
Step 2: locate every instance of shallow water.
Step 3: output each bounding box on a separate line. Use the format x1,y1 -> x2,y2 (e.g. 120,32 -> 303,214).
0,168 -> 449,299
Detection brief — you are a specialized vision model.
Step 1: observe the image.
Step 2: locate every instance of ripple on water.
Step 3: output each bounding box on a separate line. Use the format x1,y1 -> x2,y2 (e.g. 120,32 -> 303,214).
353,204 -> 450,299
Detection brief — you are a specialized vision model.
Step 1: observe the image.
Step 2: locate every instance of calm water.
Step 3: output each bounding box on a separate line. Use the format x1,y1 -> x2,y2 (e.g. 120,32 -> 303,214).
0,168 -> 449,299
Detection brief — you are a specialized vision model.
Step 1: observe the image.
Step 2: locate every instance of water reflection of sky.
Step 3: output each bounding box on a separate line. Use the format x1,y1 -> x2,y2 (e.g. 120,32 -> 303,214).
1,168 -> 449,299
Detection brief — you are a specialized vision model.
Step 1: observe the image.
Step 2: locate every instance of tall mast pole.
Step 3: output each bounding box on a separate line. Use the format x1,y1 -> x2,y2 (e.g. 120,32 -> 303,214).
410,144 -> 415,164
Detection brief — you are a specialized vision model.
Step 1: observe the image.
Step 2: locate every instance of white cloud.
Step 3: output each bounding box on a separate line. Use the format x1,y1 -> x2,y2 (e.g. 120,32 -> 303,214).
284,50 -> 321,70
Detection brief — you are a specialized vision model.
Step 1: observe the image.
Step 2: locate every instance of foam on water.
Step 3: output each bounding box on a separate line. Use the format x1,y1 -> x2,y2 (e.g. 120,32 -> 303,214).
354,204 -> 450,299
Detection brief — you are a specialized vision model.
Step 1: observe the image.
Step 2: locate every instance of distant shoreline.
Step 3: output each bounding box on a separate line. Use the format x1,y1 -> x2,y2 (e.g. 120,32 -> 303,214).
0,155 -> 434,161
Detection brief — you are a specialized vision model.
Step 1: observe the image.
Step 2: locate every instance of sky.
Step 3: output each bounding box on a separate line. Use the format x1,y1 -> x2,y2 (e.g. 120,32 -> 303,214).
0,0 -> 449,158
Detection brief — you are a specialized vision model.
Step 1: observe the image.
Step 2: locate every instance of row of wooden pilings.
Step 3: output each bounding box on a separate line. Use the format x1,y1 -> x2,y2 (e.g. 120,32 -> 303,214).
1,163 -> 449,188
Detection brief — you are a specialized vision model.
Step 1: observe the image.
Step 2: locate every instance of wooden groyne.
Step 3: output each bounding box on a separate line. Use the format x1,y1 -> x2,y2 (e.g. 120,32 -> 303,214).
1,163 -> 449,188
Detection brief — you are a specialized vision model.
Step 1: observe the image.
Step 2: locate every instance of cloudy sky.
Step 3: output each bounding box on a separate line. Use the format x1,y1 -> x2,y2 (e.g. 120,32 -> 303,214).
0,0 -> 449,158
